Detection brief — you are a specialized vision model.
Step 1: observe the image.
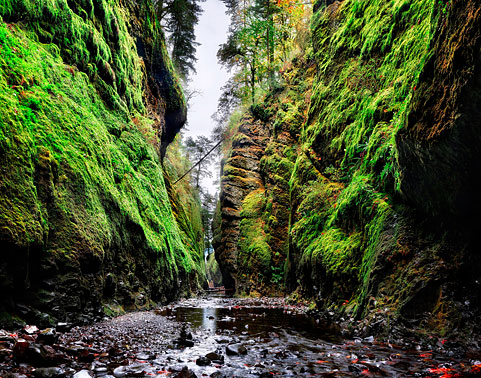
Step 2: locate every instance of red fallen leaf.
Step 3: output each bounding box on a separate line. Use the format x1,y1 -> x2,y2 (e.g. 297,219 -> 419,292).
352,359 -> 359,364
429,367 -> 454,374
361,369 -> 371,376
316,360 -> 329,364
471,364 -> 481,373
420,353 -> 432,358
157,371 -> 170,374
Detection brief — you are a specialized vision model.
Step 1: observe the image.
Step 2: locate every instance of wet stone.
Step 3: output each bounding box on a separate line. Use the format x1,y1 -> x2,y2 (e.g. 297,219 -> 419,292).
135,352 -> 154,360
56,323 -> 73,333
173,366 -> 197,378
0,346 -> 12,362
175,338 -> 194,348
195,356 -> 211,366
78,349 -> 95,362
112,363 -> 151,378
13,338 -> 30,359
33,367 -> 65,378
225,344 -> 247,356
24,325 -> 39,335
209,372 -> 226,378
37,329 -> 57,345
180,326 -> 192,340
205,352 -> 223,363
112,366 -> 127,378
72,370 -> 93,378
0,330 -> 16,342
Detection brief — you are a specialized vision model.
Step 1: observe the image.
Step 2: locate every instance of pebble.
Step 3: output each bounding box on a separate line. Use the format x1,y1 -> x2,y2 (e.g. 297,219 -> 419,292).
135,352 -> 155,360
72,370 -> 93,378
24,325 -> 39,335
175,338 -> 194,347
225,344 -> 247,356
13,338 -> 30,358
56,323 -> 73,332
196,356 -> 211,366
173,366 -> 197,377
37,328 -> 57,345
33,367 -> 65,378
205,352 -> 223,362
112,366 -> 128,378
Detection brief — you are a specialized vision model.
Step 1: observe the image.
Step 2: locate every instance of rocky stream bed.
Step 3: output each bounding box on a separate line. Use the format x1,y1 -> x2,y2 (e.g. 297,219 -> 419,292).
1,296 -> 480,377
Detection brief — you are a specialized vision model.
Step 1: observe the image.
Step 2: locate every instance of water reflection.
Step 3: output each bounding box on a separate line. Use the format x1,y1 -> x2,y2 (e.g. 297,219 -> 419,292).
169,299 -> 341,343
202,307 -> 217,334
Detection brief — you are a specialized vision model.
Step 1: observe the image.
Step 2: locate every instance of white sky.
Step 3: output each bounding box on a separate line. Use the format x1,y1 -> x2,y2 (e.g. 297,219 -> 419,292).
182,0 -> 231,195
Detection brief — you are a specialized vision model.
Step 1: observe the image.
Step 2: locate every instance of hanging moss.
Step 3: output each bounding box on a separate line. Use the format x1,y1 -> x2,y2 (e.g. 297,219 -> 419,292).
0,0 -> 199,325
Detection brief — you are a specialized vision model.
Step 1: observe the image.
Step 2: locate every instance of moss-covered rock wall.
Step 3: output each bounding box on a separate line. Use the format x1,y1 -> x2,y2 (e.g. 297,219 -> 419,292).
215,0 -> 481,340
0,0 -> 204,327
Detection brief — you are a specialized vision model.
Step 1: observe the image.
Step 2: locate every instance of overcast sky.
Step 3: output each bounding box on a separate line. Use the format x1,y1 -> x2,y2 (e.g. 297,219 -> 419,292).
182,0 -> 231,195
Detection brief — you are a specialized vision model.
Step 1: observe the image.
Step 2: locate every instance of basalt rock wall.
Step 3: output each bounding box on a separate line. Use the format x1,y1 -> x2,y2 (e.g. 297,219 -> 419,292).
0,0 -> 204,327
215,0 -> 481,340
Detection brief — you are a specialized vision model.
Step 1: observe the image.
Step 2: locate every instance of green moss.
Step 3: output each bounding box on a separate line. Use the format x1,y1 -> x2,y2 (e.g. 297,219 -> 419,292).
303,228 -> 362,276
0,311 -> 25,328
0,7 -> 200,310
284,0 -> 447,310
237,189 -> 273,284
240,189 -> 265,218
307,0 -> 442,189
102,303 -> 125,318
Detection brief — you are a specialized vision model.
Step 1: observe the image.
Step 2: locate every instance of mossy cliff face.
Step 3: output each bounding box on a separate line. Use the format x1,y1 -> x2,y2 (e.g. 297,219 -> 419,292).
213,113 -> 269,292
215,0 -> 481,339
213,60 -> 314,295
0,0 -> 203,327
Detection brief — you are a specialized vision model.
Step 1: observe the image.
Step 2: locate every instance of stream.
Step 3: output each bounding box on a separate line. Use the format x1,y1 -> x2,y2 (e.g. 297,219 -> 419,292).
1,295 -> 480,377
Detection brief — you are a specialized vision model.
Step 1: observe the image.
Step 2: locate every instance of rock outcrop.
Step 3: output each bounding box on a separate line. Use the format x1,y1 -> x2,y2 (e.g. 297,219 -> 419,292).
0,0 -> 203,327
213,114 -> 269,291
214,0 -> 481,340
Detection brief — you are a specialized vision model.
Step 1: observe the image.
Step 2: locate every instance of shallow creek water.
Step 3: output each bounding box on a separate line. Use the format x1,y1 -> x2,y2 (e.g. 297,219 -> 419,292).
1,296 -> 480,377
153,296 -> 479,377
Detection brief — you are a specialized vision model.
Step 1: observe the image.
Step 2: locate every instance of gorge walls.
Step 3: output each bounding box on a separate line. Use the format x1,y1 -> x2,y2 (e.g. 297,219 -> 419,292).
214,0 -> 481,340
0,0 -> 204,327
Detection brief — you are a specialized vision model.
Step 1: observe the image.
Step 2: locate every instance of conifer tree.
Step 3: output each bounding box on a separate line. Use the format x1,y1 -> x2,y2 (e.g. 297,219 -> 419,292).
155,0 -> 204,79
